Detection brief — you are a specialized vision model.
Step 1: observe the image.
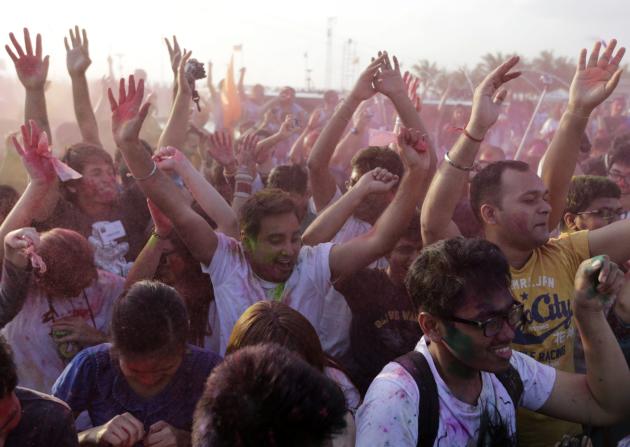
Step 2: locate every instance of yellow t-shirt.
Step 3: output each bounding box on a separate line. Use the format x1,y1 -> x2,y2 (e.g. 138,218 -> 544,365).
510,230 -> 590,447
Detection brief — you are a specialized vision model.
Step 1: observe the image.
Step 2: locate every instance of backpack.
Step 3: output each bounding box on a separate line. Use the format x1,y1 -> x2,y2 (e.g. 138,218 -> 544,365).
395,350 -> 523,447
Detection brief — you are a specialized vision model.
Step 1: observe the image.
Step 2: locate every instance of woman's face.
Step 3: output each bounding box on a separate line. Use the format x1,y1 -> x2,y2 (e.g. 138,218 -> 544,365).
119,349 -> 184,398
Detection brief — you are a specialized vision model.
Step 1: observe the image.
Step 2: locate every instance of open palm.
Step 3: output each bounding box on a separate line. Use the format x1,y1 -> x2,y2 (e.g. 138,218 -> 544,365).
569,39 -> 625,113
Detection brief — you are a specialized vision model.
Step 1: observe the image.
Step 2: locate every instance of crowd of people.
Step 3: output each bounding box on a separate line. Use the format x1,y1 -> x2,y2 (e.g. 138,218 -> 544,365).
1,25 -> 630,447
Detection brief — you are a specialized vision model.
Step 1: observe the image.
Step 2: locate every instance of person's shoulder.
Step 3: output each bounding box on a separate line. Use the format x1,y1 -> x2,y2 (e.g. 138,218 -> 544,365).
15,387 -> 72,413
186,344 -> 223,369
542,230 -> 589,256
365,361 -> 418,400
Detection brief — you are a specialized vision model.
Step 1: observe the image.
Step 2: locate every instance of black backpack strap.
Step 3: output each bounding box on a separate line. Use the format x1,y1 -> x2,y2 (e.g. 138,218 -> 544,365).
395,351 -> 439,447
495,364 -> 523,410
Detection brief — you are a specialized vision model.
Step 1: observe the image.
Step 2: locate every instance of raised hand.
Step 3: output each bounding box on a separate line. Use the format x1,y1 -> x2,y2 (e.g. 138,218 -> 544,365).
5,28 -> 49,90
164,35 -> 182,76
374,51 -> 406,99
109,75 -> 151,147
147,199 -> 173,238
403,71 -> 422,112
153,146 -> 189,173
12,120 -> 56,184
207,130 -> 236,167
396,126 -> 431,172
574,255 -> 625,313
64,26 -> 91,77
236,133 -> 261,177
354,167 -> 399,194
278,114 -> 300,138
569,39 -> 626,115
349,53 -> 386,102
4,227 -> 41,269
176,50 -> 193,97
468,56 -> 521,138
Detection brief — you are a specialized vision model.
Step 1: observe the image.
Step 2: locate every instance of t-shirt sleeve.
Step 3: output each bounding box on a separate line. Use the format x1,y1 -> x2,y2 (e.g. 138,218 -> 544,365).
304,242 -> 334,297
51,348 -> 97,413
355,366 -> 418,447
509,350 -> 556,411
557,230 -> 591,273
200,232 -> 242,287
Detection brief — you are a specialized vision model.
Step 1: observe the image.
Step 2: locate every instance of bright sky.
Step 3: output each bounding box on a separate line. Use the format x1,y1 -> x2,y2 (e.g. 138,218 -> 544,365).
0,0 -> 628,90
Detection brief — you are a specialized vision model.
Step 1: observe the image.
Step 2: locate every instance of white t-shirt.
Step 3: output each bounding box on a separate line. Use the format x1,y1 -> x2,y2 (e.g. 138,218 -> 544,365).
356,337 -> 556,447
201,232 -> 334,354
325,366 -> 361,415
1,270 -> 124,393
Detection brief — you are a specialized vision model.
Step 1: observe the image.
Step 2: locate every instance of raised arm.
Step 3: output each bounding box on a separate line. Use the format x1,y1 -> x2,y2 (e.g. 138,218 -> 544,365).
125,200 -> 173,289
111,76 -> 217,265
308,55 -> 386,211
0,228 -> 37,328
65,26 -> 101,147
421,56 -> 521,245
539,256 -> 630,425
541,39 -> 625,228
5,28 -> 51,141
0,121 -> 60,262
330,127 -> 431,282
302,167 -> 398,246
288,109 -> 321,165
153,146 -> 239,237
158,50 -> 193,152
230,133 -> 260,218
164,35 -> 182,100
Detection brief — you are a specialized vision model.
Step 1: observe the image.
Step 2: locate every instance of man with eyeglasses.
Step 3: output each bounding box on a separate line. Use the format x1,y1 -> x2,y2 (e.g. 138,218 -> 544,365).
562,175 -> 630,446
357,237 -> 630,447
421,41 -> 629,445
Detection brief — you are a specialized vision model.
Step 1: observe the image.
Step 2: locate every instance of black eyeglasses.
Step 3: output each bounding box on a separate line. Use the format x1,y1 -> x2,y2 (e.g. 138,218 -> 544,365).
576,208 -> 627,221
444,303 -> 524,337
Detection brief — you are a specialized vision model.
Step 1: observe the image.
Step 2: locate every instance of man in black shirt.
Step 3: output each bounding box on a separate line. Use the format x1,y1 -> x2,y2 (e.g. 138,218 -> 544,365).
335,217 -> 422,394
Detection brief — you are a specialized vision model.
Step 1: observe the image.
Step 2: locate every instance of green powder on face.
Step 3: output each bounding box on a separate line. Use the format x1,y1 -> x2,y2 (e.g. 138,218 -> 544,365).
444,325 -> 475,362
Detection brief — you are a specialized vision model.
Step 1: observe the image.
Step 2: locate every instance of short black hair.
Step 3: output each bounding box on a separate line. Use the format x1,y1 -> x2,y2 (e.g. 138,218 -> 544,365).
0,336 -> 17,398
112,281 -> 189,356
267,164 -> 308,196
193,343 -> 347,447
565,175 -> 621,214
405,238 -> 511,317
469,160 -> 529,222
239,189 -> 299,240
350,146 -> 404,178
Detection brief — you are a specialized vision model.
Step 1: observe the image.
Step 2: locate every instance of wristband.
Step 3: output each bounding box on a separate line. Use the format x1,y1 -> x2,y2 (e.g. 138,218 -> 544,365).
235,173 -> 254,183
235,181 -> 253,195
151,228 -> 168,239
444,152 -> 475,172
131,161 -> 158,181
462,128 -> 484,143
234,191 -> 251,198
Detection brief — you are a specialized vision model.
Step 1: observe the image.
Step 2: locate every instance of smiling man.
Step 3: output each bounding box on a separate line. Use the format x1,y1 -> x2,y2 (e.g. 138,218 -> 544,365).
356,238 -> 630,447
0,336 -> 78,447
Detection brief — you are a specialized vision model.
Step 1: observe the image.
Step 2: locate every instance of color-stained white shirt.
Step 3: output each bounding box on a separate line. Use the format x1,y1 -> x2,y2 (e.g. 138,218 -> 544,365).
356,337 -> 556,447
201,232 -> 334,354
